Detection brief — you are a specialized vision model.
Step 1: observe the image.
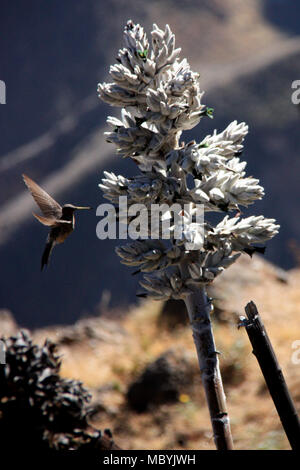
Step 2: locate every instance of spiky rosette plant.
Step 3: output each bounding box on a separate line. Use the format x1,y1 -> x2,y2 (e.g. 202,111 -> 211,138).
98,20 -> 279,450
0,331 -> 118,451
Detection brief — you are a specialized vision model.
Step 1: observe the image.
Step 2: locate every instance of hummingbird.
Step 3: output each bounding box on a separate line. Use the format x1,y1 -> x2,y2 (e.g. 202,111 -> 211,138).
22,174 -> 91,270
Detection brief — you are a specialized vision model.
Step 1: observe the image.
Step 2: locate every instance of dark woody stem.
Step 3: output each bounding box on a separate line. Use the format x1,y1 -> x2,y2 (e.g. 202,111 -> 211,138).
180,261 -> 234,450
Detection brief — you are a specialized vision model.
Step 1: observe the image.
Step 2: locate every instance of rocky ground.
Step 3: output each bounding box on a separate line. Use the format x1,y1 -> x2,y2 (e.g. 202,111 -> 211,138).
2,254 -> 299,450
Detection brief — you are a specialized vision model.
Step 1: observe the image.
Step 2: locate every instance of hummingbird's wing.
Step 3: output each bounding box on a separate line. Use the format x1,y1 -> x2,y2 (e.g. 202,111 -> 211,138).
32,213 -> 72,226
33,213 -> 57,226
23,174 -> 62,219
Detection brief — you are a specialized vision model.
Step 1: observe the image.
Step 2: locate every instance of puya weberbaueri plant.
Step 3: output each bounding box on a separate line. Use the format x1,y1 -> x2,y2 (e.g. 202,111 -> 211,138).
98,20 -> 279,450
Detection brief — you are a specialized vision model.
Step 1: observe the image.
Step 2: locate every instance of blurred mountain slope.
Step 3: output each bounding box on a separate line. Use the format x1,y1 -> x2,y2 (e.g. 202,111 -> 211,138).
0,0 -> 299,326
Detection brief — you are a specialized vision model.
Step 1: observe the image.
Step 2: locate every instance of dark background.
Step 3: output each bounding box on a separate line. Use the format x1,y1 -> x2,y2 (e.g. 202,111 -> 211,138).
0,0 -> 300,327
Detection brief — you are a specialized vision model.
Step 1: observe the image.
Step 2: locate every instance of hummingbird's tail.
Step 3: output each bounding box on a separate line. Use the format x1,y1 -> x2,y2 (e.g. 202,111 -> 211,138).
41,240 -> 54,270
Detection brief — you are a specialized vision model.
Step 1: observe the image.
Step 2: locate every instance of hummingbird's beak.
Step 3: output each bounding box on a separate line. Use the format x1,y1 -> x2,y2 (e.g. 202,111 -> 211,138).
75,206 -> 92,210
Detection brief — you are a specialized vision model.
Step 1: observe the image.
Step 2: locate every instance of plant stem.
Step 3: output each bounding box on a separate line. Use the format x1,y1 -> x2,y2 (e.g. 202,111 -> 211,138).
242,301 -> 300,450
181,263 -> 234,450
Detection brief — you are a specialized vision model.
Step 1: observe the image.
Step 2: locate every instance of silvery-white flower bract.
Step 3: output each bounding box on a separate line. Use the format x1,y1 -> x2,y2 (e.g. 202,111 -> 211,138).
98,20 -> 279,300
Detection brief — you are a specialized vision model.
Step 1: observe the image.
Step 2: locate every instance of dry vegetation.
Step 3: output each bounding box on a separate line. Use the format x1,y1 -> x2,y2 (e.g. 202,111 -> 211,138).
29,255 -> 300,450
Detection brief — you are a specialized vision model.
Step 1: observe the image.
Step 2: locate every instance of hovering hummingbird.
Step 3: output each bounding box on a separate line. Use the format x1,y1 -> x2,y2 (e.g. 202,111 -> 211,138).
23,174 -> 91,270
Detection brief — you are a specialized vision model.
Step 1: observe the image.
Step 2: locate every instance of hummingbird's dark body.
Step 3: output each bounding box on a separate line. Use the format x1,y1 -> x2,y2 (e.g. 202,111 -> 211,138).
22,174 -> 91,270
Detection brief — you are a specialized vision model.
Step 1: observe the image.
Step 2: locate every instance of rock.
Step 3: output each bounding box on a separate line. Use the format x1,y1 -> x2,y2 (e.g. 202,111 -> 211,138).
158,299 -> 188,329
127,348 -> 195,412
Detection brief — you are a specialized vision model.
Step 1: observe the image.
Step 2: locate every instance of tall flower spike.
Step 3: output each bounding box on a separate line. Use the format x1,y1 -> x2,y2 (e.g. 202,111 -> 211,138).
98,20 -> 279,451
98,20 -> 279,297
